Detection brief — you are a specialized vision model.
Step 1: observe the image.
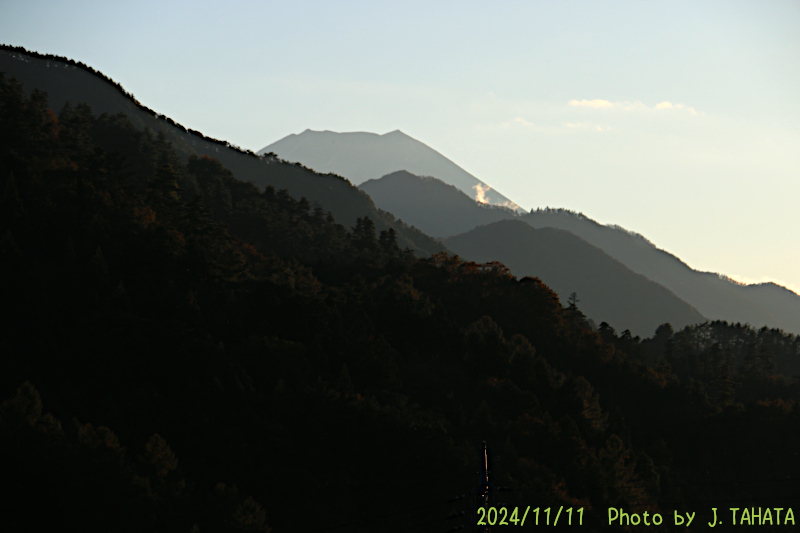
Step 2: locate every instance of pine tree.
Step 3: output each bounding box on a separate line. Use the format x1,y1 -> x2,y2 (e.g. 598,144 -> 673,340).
352,216 -> 378,253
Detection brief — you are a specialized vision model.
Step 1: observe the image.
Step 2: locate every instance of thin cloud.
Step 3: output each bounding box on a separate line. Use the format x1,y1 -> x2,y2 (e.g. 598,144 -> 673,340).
569,99 -> 615,108
655,101 -> 698,115
570,99 -> 698,114
486,116 -> 547,131
565,122 -> 606,132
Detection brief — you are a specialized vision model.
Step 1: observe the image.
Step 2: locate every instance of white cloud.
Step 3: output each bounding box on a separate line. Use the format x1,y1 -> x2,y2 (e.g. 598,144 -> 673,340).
568,99 -> 615,108
570,99 -> 699,115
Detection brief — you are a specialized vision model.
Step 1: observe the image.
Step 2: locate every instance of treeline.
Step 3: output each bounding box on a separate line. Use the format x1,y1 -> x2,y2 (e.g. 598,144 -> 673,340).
1,74 -> 799,532
600,320 -> 800,408
0,74 -> 407,531
528,207 -> 655,246
0,44 -> 350,182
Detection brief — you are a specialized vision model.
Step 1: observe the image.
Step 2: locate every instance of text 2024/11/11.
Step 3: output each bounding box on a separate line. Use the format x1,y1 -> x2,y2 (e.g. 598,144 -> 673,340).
476,506 -> 584,527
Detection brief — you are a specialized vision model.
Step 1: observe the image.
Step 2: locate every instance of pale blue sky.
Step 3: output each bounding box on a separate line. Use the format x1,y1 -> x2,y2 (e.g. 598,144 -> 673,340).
3,0 -> 799,292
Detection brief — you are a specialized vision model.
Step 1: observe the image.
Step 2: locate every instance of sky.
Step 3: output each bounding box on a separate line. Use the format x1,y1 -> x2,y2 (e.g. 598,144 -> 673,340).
3,0 -> 799,293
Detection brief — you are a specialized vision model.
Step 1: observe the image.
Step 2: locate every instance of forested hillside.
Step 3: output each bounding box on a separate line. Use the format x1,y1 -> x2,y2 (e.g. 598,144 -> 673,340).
360,170 -> 517,238
523,208 -> 800,335
357,165 -> 800,336
0,45 -> 443,256
1,63 -> 799,533
445,220 -> 706,337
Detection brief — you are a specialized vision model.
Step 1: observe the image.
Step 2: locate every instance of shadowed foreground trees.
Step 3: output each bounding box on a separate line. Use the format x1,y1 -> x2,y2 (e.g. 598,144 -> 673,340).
1,74 -> 799,532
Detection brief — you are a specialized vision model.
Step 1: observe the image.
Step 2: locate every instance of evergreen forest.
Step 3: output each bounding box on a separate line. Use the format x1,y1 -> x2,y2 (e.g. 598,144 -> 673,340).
1,68 -> 799,532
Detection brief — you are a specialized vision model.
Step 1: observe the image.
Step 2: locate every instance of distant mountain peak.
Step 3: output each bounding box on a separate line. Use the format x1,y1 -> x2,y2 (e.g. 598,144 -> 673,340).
259,129 -> 523,212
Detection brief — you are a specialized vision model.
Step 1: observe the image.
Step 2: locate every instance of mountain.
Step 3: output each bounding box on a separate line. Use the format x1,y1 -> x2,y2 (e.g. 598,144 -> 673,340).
5,45 -> 800,532
358,166 -> 800,335
0,46 -> 444,256
259,128 -> 524,211
521,208 -> 800,335
0,66 -> 683,528
359,170 -> 517,237
445,220 -> 706,337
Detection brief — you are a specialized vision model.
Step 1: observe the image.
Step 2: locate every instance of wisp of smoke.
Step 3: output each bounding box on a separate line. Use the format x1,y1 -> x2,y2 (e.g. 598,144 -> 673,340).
473,183 -> 491,204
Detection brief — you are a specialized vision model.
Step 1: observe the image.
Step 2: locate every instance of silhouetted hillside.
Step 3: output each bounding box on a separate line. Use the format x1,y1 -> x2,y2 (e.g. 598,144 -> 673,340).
3,46 -> 800,533
260,129 -> 523,211
355,163 -> 800,335
523,208 -> 800,334
360,170 -> 517,237
0,72 -> 672,530
0,46 -> 444,256
358,172 -> 707,336
446,220 -> 706,337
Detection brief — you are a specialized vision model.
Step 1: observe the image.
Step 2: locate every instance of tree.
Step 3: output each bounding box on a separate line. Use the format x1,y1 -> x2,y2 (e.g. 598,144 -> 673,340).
145,433 -> 178,480
567,376 -> 608,434
464,315 -> 510,376
567,292 -> 579,310
352,216 -> 378,253
147,163 -> 182,209
715,359 -> 735,408
378,227 -> 399,256
649,323 -> 674,359
598,321 -> 616,343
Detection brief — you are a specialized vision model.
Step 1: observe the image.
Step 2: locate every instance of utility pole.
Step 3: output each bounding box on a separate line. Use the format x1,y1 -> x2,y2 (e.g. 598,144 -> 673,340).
472,441 -> 493,532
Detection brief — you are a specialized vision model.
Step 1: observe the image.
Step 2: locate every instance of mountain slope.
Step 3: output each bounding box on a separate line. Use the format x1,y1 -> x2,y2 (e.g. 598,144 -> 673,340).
4,47 -> 800,532
0,46 -> 444,256
355,163 -> 800,334
522,208 -> 800,334
0,73 -> 678,529
359,170 -> 517,237
445,220 -> 706,337
259,128 -> 523,211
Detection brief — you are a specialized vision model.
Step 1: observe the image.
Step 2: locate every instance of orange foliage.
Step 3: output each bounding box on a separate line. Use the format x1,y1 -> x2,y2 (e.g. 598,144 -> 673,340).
487,376 -> 508,387
755,398 -> 795,414
645,366 -> 669,389
133,206 -> 156,227
238,241 -> 265,260
45,108 -> 61,135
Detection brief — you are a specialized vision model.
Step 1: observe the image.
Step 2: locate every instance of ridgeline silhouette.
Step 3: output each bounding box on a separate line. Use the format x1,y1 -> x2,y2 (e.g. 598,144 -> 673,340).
2,47 -> 799,533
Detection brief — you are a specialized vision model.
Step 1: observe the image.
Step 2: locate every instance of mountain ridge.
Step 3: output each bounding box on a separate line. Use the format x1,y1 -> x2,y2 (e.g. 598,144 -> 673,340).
360,170 -> 518,238
4,46 -> 800,532
445,219 -> 707,336
364,171 -> 800,334
0,45 -> 444,257
259,128 -> 524,211
521,208 -> 800,333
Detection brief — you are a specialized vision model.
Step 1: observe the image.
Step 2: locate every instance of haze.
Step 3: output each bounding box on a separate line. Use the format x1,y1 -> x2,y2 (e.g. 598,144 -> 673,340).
3,0 -> 798,292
